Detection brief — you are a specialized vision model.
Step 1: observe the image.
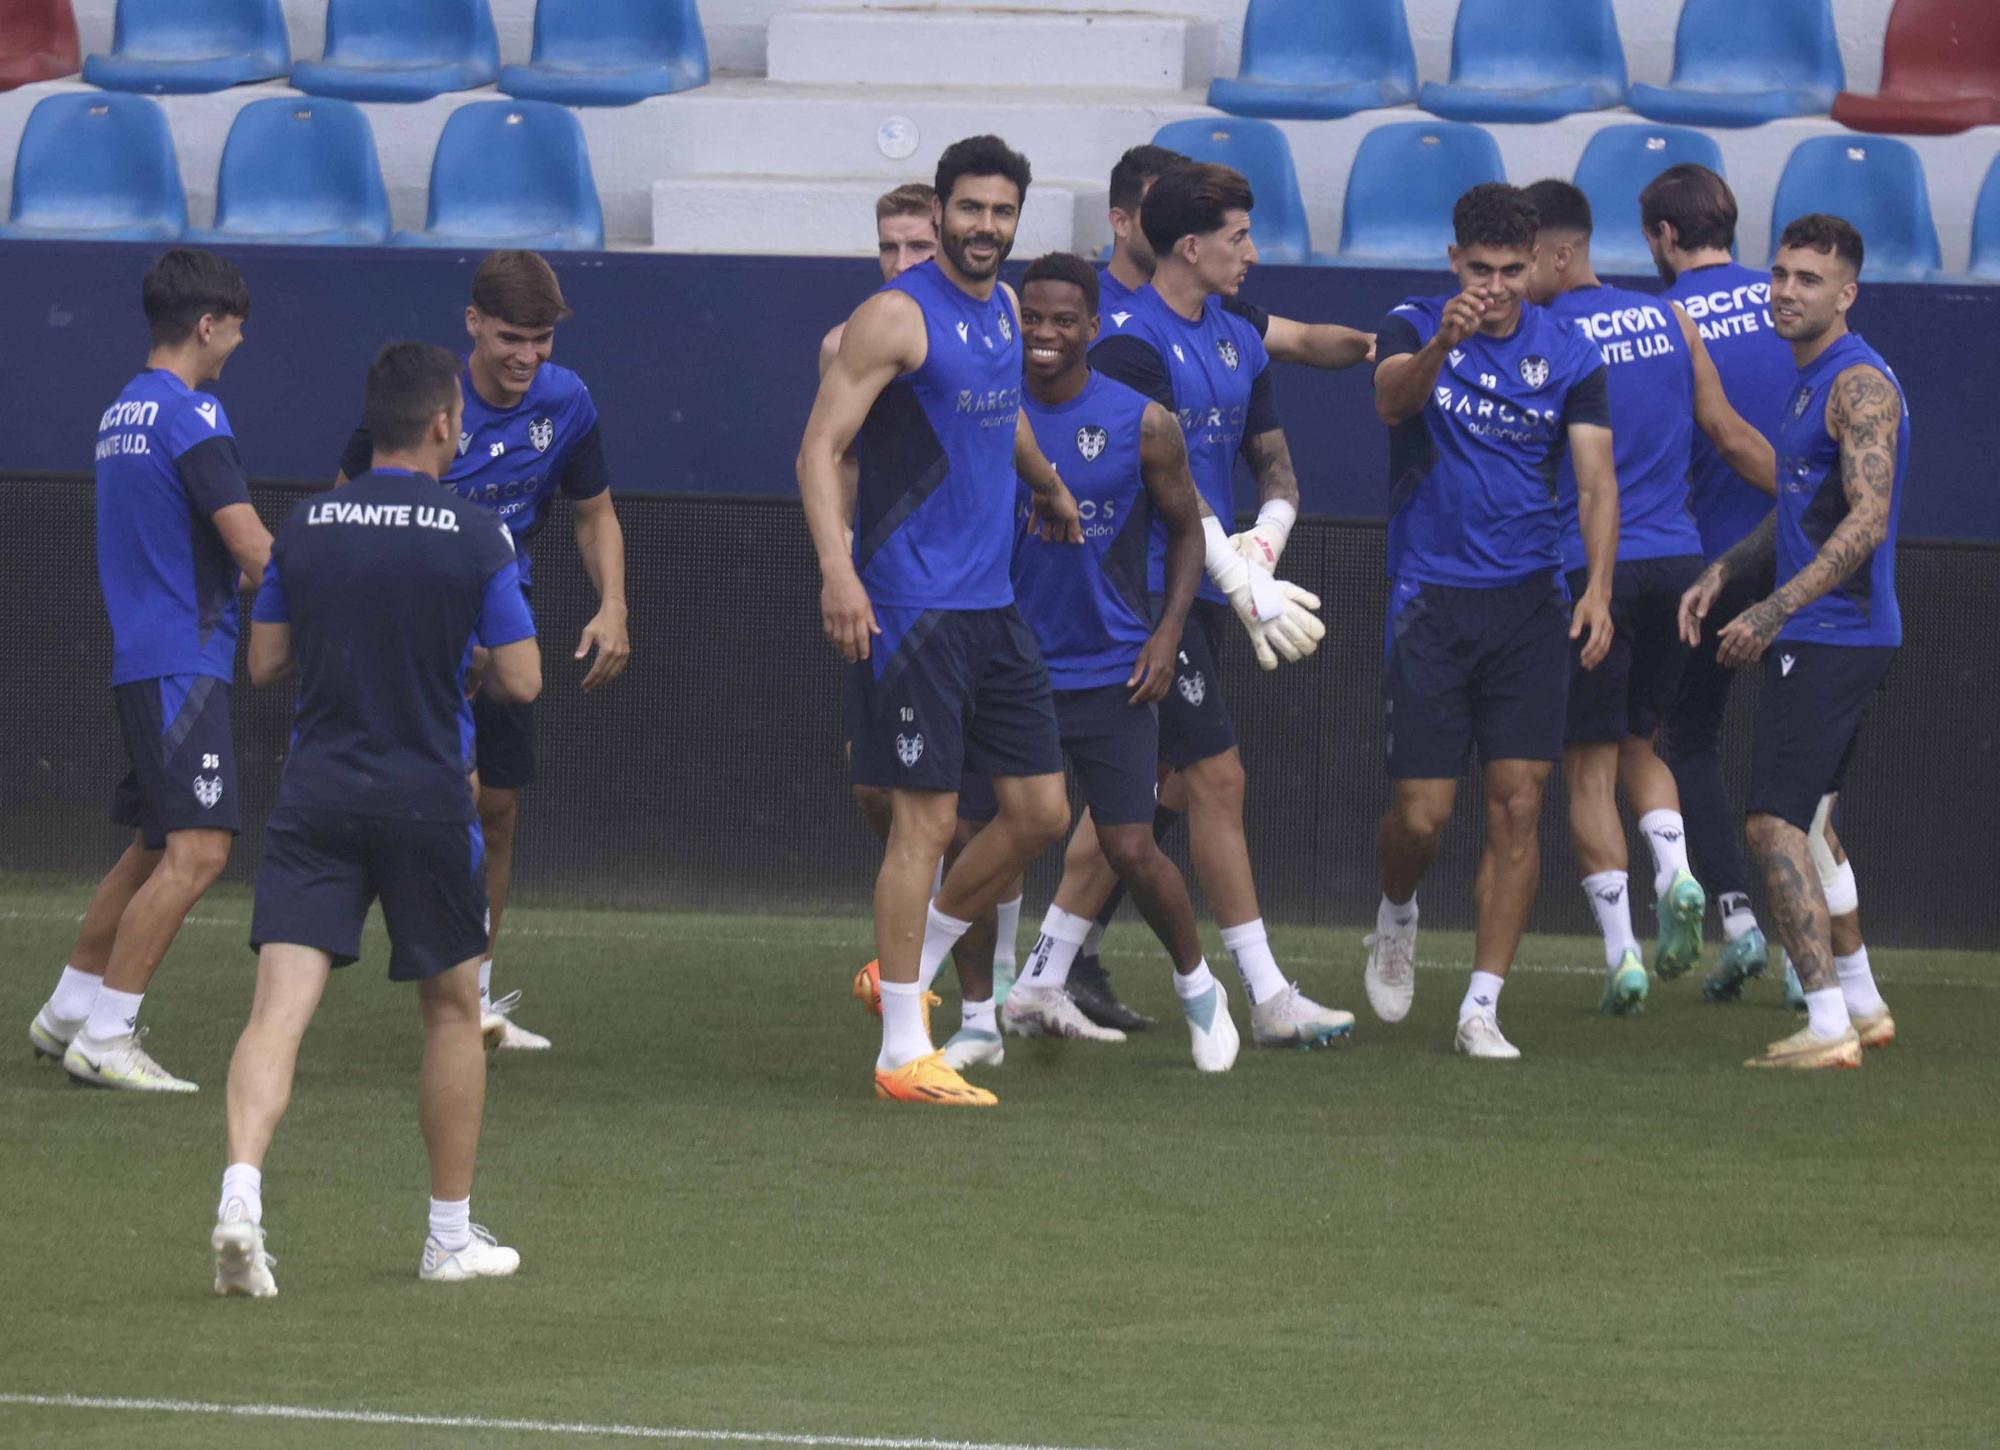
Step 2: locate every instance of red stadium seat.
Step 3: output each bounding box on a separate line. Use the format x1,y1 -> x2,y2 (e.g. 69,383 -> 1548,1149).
1832,0 -> 2000,135
0,0 -> 81,92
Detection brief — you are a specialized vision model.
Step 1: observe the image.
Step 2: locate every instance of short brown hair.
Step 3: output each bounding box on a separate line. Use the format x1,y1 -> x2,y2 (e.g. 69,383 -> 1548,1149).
1778,213 -> 1864,275
1640,164 -> 1738,254
1139,162 -> 1254,257
365,341 -> 461,453
471,249 -> 573,328
875,183 -> 936,222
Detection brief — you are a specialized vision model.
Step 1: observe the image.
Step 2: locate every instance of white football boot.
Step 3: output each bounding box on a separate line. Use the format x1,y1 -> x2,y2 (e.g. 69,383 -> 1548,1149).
481,990 -> 551,1051
1180,977 -> 1240,1073
1000,984 -> 1126,1043
1250,984 -> 1357,1048
62,1027 -> 198,1093
29,1007 -> 83,1062
939,1028 -> 1005,1070
1453,1013 -> 1522,1061
211,1200 -> 278,1298
420,1224 -> 521,1282
1363,921 -> 1418,1023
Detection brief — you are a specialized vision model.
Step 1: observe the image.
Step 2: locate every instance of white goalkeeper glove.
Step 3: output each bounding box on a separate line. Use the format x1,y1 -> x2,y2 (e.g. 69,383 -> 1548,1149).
1229,498 -> 1297,572
1205,516 -> 1322,670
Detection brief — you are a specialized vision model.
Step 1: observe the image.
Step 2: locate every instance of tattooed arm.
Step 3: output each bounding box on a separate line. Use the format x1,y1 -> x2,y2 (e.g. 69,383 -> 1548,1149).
1713,364 -> 1901,668
1678,513 -> 1776,646
1240,427 -> 1301,511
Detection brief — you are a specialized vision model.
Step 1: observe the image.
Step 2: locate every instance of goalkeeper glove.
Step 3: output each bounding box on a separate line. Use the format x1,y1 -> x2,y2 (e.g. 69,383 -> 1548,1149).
1206,515 -> 1278,670
1247,565 -> 1325,663
1229,498 -> 1297,572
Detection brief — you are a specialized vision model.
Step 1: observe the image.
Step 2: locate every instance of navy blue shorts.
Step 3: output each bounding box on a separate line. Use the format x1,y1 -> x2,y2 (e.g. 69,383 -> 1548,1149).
250,806 -> 489,982
1382,573 -> 1572,778
111,674 -> 240,849
1748,643 -> 1895,832
956,771 -> 998,823
1564,554 -> 1701,745
849,605 -> 1062,790
472,690 -> 536,791
1056,684 -> 1161,826
1156,598 -> 1237,770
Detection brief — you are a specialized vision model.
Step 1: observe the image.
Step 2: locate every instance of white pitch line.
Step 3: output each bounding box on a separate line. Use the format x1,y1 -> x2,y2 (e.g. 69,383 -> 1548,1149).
0,1393 -> 1115,1450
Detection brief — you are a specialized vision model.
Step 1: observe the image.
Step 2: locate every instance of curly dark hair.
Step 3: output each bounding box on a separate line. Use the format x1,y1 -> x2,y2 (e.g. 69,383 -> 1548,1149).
1021,252 -> 1099,314
935,134 -> 1032,208
1452,182 -> 1539,251
1778,213 -> 1865,275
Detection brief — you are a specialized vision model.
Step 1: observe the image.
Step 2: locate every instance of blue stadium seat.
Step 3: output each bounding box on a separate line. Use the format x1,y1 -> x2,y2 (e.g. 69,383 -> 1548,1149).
396,100 -> 603,250
1332,120 -> 1503,267
1205,0 -> 1415,120
1149,117 -> 1317,264
1420,0 -> 1627,123
1769,135 -> 1940,281
291,0 -> 498,103
0,91 -> 184,240
186,97 -> 389,245
1572,124 -> 1725,276
1970,155 -> 2000,279
1628,0 -> 1843,127
82,0 -> 289,95
500,0 -> 708,107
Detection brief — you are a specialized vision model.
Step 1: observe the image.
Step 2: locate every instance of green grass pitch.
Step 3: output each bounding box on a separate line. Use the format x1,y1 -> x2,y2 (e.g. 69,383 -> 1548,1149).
2,876 -> 1997,1449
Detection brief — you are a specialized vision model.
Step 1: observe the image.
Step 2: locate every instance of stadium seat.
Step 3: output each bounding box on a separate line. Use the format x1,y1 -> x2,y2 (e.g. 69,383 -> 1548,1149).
1831,0 -> 2000,135
291,0 -> 498,103
1769,135 -> 1940,280
1149,117 -> 1317,264
395,100 -> 603,250
82,0 -> 289,95
1970,155 -> 2000,279
1627,0 -> 1843,127
1573,124 -> 1726,275
1333,120 -> 1503,267
186,97 -> 389,245
1,91 -> 184,240
1205,0 -> 1416,120
499,0 -> 708,106
0,0 -> 81,92
1419,0 -> 1627,123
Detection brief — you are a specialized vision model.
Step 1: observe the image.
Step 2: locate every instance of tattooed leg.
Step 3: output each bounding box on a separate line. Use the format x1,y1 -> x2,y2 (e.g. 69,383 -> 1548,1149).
1746,812 -> 1833,990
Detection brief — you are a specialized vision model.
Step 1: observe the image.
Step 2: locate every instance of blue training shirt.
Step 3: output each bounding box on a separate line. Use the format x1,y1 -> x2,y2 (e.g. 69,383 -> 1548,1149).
1662,262 -> 1792,561
1090,282 -> 1278,602
1098,266 -> 1272,341
852,260 -> 1022,611
95,369 -> 253,686
253,469 -> 536,822
1375,296 -> 1610,587
1546,283 -> 1703,572
1011,371 -> 1156,689
1773,332 -> 1910,648
341,359 -> 607,596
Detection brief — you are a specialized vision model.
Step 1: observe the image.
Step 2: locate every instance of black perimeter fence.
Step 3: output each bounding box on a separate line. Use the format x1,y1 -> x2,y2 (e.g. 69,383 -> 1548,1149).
4,478 -> 1996,951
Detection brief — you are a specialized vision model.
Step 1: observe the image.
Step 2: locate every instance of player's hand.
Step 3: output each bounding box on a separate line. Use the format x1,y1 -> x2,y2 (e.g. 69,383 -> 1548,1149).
1571,589 -> 1613,670
1230,523 -> 1285,572
1716,596 -> 1787,669
1678,566 -> 1726,647
575,601 -> 630,692
1363,333 -> 1378,366
1436,289 -> 1486,349
822,567 -> 880,663
1127,628 -> 1179,705
1027,475 -> 1084,543
1247,565 -> 1325,664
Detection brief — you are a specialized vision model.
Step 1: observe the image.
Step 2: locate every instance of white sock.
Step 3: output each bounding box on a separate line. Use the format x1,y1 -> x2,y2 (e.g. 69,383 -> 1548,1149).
1835,947 -> 1885,1017
1582,870 -> 1639,970
1173,959 -> 1218,1000
83,986 -> 143,1041
1219,919 -> 1286,1005
877,977 -> 932,1070
916,900 -> 972,993
428,1196 -> 471,1252
1804,985 -> 1849,1039
1719,892 -> 1758,942
47,964 -> 101,1022
1378,894 -> 1418,932
1020,905 -> 1091,991
1080,918 -> 1107,959
1637,809 -> 1690,898
218,1162 -> 263,1225
993,895 -> 1022,971
478,958 -> 493,1011
961,996 -> 997,1035
1459,970 -> 1505,1023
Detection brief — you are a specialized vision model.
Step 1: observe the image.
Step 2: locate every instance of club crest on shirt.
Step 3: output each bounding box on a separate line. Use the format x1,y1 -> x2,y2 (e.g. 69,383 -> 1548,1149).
998,311 -> 1012,343
528,416 -> 554,453
1215,339 -> 1240,372
193,775 -> 223,809
895,733 -> 924,768
1518,355 -> 1551,389
1076,426 -> 1108,462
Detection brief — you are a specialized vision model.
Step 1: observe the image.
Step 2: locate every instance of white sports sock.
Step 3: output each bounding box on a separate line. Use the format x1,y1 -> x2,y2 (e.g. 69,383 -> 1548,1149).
1378,894 -> 1417,932
1637,810 -> 1690,898
1459,970 -> 1505,1024
1582,870 -> 1639,970
916,901 -> 972,993
1080,918 -> 1107,959
477,958 -> 493,1011
1219,919 -> 1286,1005
218,1162 -> 263,1226
1172,959 -> 1217,1000
83,986 -> 143,1041
47,964 -> 101,1022
1835,947 -> 1885,1017
1719,892 -> 1758,942
876,978 -> 932,1070
960,996 -> 997,1035
1020,905 -> 1091,991
1804,985 -> 1849,1040
993,895 -> 1022,971
428,1196 -> 471,1253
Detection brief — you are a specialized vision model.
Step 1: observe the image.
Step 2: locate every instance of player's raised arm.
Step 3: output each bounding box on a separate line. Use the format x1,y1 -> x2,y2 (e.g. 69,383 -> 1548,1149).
1676,305 -> 1777,496
1374,290 -> 1485,424
1261,313 -> 1375,370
